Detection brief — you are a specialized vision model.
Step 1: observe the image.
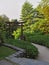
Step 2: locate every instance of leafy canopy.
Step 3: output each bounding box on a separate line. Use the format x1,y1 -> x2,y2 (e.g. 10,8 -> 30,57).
21,1 -> 33,24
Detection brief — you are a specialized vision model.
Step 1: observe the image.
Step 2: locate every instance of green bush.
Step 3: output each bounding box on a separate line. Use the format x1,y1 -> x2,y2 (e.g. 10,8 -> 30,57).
12,29 -> 21,39
25,32 -> 49,48
5,39 -> 38,58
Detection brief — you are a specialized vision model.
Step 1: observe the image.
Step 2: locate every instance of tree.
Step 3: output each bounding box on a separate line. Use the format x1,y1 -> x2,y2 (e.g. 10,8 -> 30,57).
20,1 -> 34,32
21,1 -> 44,33
21,1 -> 34,24
31,0 -> 49,34
0,15 -> 9,32
31,19 -> 49,34
1,14 -> 9,22
41,0 -> 49,6
0,15 -> 9,41
37,0 -> 49,21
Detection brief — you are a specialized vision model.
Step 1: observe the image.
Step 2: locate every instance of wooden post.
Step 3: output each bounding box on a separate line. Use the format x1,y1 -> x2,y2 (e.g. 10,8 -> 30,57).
19,22 -> 26,40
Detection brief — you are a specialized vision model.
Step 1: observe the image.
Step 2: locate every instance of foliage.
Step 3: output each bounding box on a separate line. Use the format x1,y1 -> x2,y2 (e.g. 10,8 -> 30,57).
37,0 -> 49,21
30,19 -> 49,34
24,32 -> 49,48
21,1 -> 44,34
0,15 -> 9,28
21,1 -> 33,23
0,15 -> 9,42
5,39 -> 38,58
12,29 -> 21,39
34,0 -> 49,34
42,5 -> 49,20
41,0 -> 49,6
21,1 -> 34,32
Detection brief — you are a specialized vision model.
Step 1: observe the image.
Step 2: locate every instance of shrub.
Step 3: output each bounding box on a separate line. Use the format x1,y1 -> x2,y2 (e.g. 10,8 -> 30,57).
12,29 -> 21,39
25,32 -> 49,48
5,39 -> 38,58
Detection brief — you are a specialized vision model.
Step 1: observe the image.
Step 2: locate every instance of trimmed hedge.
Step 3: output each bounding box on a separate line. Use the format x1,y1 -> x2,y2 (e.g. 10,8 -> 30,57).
25,33 -> 49,48
5,39 -> 38,58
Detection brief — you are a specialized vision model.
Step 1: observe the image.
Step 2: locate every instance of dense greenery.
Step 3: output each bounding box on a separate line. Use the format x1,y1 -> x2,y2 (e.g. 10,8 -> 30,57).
10,0 -> 49,49
21,1 -> 43,33
21,1 -> 33,32
12,28 -> 21,39
0,0 -> 49,59
21,1 -> 33,23
5,39 -> 38,58
37,0 -> 49,21
24,32 -> 49,48
0,46 -> 16,59
30,19 -> 49,34
0,15 -> 9,42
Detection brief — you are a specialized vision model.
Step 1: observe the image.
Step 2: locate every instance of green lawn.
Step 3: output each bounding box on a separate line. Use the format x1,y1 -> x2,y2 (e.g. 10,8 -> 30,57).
0,46 -> 16,59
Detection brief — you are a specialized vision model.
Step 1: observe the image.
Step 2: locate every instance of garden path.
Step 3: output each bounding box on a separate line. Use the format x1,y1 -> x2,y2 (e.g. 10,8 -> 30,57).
0,43 -> 49,65
32,43 -> 49,62
5,56 -> 49,65
0,59 -> 19,65
5,43 -> 49,65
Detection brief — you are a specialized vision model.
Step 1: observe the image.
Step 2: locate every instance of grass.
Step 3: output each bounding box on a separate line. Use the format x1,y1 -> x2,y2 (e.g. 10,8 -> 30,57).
0,46 -> 16,59
5,39 -> 38,58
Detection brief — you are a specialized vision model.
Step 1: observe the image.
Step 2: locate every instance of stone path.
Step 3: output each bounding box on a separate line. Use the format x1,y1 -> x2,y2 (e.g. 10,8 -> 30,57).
0,59 -> 19,65
32,43 -> 49,62
5,49 -> 49,65
4,43 -> 49,65
0,43 -> 49,65
5,56 -> 49,65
